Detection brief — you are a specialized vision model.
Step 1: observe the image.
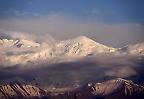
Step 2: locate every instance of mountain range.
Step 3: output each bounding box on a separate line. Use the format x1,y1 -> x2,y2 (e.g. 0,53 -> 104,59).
0,35 -> 144,66
0,33 -> 144,99
0,78 -> 144,99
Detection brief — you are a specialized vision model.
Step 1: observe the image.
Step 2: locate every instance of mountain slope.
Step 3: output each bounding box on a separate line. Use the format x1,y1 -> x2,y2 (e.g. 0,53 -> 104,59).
51,78 -> 144,99
14,39 -> 40,48
1,36 -> 144,66
54,36 -> 117,57
1,36 -> 117,66
0,39 -> 40,48
0,83 -> 47,99
0,78 -> 144,99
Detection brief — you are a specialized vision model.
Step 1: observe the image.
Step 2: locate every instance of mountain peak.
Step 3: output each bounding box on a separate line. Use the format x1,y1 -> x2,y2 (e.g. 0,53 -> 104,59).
74,35 -> 95,42
76,35 -> 91,39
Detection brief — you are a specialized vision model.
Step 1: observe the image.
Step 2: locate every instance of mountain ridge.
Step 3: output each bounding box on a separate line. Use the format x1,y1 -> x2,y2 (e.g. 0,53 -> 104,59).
0,35 -> 144,66
0,78 -> 144,99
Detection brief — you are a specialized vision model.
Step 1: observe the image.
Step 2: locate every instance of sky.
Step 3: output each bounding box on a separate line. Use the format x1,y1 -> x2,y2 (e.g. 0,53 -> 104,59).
0,0 -> 144,47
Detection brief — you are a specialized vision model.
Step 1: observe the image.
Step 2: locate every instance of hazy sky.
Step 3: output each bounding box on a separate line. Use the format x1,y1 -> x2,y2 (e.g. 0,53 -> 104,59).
0,0 -> 144,47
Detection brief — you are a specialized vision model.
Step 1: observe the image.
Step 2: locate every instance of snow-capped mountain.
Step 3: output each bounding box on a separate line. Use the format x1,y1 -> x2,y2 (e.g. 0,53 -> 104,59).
54,36 -> 116,57
0,36 -> 118,66
0,35 -> 144,66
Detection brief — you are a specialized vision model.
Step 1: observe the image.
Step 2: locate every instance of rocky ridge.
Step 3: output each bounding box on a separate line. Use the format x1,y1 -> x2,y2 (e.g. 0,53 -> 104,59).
0,78 -> 144,99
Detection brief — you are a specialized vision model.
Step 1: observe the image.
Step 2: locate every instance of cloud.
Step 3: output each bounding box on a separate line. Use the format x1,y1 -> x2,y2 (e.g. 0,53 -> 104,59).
0,55 -> 143,89
0,14 -> 143,47
0,30 -> 55,43
105,66 -> 136,78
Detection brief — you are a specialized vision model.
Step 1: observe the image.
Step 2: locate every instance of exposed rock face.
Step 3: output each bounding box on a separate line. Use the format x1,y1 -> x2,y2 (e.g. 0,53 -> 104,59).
90,78 -> 144,99
0,78 -> 144,99
51,78 -> 144,99
0,83 -> 47,99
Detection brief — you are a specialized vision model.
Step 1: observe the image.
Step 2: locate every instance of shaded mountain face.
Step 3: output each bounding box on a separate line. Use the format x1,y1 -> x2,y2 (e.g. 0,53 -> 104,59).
0,78 -> 144,99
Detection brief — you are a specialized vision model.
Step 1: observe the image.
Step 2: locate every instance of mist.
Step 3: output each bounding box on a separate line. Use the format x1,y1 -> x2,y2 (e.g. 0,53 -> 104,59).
0,55 -> 144,91
0,14 -> 144,47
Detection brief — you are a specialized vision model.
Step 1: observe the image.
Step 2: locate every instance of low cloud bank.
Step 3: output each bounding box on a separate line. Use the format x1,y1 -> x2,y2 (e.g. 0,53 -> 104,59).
0,55 -> 144,90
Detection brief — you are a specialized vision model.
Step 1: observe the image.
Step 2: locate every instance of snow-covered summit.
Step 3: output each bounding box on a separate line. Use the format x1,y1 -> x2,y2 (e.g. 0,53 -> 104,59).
55,36 -> 117,57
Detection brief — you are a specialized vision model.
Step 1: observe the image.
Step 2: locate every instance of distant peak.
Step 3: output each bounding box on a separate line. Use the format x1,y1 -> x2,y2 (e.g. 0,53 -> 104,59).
76,35 -> 91,40
73,35 -> 96,43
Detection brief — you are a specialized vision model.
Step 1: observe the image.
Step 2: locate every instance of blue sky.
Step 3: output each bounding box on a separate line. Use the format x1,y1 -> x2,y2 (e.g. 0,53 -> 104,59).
0,0 -> 144,23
